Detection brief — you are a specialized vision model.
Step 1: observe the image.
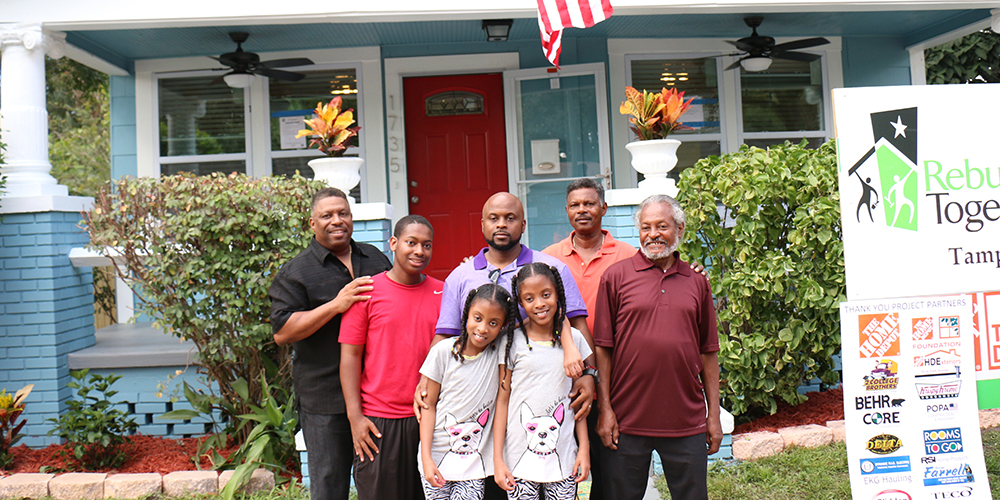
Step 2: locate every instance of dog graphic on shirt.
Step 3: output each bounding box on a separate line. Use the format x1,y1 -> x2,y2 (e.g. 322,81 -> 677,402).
512,402 -> 564,479
438,408 -> 489,477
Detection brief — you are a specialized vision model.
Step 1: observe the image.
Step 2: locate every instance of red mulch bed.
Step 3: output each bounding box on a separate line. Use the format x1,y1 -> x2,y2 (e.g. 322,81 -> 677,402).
732,387 -> 844,435
1,435 -> 238,476
2,391 -> 845,475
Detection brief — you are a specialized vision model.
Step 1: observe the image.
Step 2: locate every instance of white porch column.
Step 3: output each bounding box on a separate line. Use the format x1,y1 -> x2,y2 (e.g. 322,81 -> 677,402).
0,23 -> 68,198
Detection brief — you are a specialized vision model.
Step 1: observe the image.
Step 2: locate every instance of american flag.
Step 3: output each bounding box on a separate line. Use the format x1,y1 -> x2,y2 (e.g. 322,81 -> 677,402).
537,0 -> 614,68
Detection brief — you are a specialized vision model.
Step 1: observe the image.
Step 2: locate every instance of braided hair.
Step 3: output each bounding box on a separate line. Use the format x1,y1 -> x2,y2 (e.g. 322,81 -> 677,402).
452,284 -> 517,363
505,262 -> 568,371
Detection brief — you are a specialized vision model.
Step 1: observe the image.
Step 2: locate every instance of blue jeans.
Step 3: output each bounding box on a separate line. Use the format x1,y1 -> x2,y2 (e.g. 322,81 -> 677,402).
300,410 -> 354,500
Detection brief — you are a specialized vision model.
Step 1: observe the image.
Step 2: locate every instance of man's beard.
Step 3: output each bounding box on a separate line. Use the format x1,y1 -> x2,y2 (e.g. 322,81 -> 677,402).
640,237 -> 679,261
487,233 -> 521,252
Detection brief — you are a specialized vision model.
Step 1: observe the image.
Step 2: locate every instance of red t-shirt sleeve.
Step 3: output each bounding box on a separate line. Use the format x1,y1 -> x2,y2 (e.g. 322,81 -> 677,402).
338,299 -> 370,345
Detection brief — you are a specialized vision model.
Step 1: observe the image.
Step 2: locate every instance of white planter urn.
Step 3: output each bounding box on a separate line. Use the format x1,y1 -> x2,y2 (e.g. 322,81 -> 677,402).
625,138 -> 681,196
308,157 -> 364,203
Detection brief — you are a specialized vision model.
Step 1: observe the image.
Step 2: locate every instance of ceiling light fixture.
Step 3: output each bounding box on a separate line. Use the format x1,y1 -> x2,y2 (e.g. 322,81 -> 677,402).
483,19 -> 514,42
223,72 -> 254,88
740,56 -> 772,72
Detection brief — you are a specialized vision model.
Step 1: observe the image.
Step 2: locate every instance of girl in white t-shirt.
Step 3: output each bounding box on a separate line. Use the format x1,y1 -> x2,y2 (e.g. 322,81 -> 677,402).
494,263 -> 594,500
419,284 -> 517,500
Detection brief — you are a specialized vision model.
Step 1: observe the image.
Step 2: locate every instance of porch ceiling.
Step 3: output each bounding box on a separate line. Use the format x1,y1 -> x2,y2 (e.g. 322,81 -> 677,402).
64,9 -> 990,71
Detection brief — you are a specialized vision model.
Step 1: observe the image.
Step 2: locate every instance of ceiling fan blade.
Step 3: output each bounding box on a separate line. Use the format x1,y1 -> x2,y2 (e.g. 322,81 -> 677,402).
253,67 -> 306,82
209,54 -> 238,68
725,58 -> 745,71
726,39 -> 755,53
258,57 -> 314,69
209,73 -> 229,85
771,37 -> 829,53
769,51 -> 822,62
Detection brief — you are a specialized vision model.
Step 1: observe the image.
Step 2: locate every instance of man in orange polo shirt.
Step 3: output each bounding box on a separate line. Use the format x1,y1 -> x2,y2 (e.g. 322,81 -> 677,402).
542,178 -> 634,500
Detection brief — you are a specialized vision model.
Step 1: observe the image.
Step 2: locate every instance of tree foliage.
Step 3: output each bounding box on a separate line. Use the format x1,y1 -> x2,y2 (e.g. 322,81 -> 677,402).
925,29 -> 1000,84
83,173 -> 325,443
678,140 -> 845,418
46,56 -> 110,197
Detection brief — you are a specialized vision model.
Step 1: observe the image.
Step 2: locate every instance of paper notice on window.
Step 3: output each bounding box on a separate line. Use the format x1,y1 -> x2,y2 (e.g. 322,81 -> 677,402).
684,95 -> 705,128
280,116 -> 306,150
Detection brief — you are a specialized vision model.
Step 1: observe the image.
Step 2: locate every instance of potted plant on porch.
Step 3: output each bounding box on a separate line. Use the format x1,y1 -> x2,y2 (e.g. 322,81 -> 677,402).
296,96 -> 362,201
619,86 -> 694,194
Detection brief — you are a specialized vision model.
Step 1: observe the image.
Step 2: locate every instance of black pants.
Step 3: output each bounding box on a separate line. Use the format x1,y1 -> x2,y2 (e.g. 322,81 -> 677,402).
299,410 -> 354,500
599,433 -> 708,500
353,416 -> 423,500
587,408 -> 606,500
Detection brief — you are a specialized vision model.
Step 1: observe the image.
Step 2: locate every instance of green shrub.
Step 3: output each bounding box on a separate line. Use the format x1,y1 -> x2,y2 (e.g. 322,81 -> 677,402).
47,370 -> 139,470
1,384 -> 33,469
84,172 -> 324,443
678,140 -> 844,418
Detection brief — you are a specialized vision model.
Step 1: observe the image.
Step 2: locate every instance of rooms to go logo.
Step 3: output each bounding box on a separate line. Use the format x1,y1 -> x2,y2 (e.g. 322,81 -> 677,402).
923,427 -> 963,455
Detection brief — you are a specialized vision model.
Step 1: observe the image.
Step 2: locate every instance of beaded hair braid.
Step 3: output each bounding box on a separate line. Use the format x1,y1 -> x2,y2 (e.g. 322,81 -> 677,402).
452,284 -> 517,363
505,263 -> 568,371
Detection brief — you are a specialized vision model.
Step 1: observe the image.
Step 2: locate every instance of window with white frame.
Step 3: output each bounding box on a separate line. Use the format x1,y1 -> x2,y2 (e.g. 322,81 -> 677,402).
157,72 -> 250,176
267,67 -> 360,180
154,66 -> 362,185
620,41 -> 836,182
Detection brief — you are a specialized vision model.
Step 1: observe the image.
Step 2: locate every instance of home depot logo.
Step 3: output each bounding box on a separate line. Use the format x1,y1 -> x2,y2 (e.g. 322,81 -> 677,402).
860,313 -> 901,358
912,317 -> 933,341
849,107 -> 919,231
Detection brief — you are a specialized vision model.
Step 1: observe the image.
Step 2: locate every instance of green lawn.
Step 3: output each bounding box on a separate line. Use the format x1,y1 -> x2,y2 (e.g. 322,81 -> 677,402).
653,427 -> 1000,500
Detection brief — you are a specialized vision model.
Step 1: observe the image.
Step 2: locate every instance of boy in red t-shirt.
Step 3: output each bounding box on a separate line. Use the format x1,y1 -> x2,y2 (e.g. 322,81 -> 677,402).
340,215 -> 443,500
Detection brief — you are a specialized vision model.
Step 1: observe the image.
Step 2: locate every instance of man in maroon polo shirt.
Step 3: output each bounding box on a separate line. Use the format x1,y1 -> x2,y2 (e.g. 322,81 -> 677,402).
592,194 -> 722,500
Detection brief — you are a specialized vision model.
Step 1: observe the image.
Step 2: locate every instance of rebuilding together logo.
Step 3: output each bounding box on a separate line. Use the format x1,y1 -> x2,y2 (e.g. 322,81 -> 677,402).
848,106 -> 1000,234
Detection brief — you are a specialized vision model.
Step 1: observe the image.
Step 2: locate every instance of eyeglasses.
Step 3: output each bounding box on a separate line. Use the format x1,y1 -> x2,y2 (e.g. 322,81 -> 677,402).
488,269 -> 501,284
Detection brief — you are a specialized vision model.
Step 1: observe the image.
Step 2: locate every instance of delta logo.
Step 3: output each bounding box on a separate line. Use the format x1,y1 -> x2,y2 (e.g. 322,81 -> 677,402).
923,463 -> 974,486
867,433 -> 903,455
872,490 -> 912,500
860,313 -> 901,358
864,359 -> 900,391
912,317 -> 934,341
939,316 -> 960,339
924,428 -> 963,455
913,349 -> 961,375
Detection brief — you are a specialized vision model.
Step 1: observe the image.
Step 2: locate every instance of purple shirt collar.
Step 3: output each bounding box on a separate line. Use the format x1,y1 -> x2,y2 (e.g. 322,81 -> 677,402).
471,244 -> 535,270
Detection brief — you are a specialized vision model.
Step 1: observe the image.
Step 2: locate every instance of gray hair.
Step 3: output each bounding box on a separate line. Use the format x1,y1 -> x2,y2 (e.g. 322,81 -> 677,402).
634,194 -> 686,235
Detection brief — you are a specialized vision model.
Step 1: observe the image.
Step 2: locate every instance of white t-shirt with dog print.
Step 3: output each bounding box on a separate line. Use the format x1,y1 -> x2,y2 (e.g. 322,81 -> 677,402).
499,327 -> 593,483
418,336 -> 501,481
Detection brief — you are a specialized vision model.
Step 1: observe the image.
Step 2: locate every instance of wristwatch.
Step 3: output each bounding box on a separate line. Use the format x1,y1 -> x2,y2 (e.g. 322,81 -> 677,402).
582,365 -> 599,385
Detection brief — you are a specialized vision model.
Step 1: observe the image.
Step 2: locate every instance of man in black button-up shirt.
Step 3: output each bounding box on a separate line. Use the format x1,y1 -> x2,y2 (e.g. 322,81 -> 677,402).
270,187 -> 392,500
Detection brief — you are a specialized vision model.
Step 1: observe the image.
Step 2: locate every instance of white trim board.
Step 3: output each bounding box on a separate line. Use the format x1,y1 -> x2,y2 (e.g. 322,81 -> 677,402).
382,52 -> 520,227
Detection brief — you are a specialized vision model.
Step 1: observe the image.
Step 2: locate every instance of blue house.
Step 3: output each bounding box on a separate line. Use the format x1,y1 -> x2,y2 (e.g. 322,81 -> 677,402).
1,1 -> 998,446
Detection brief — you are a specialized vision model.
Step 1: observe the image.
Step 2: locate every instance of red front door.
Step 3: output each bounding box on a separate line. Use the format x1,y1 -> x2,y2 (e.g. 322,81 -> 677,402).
403,74 -> 509,281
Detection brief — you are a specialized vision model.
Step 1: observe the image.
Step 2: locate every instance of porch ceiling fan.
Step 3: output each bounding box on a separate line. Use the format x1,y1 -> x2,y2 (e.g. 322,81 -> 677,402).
724,17 -> 829,72
210,32 -> 314,87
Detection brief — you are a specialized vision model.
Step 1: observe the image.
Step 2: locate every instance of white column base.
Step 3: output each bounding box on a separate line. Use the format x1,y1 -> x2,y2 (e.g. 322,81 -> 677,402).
0,195 -> 93,214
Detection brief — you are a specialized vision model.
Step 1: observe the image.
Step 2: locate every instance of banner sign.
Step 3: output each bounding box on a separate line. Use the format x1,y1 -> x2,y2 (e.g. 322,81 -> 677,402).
973,292 -> 1000,409
832,84 -> 1000,301
841,295 -> 992,499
